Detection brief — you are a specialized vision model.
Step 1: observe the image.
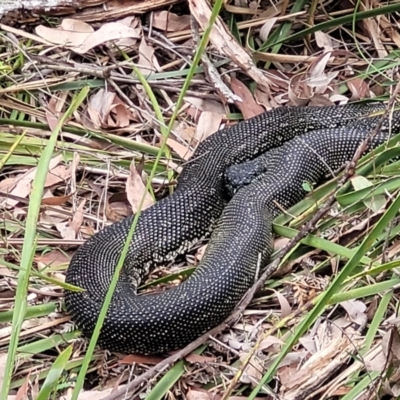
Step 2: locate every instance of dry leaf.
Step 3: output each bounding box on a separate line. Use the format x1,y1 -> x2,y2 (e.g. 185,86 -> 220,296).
185,353 -> 217,363
40,210 -> 69,227
36,19 -> 141,54
138,37 -> 158,75
35,19 -> 93,48
365,343 -> 387,373
106,201 -> 132,221
87,89 -> 117,129
185,97 -> 226,115
119,353 -> 163,365
35,250 -> 72,269
86,89 -> 136,129
186,389 -> 210,400
230,76 -> 264,119
239,352 -> 263,386
347,77 -> 370,100
62,388 -> 114,400
340,300 -> 367,328
188,0 -> 272,91
195,111 -> 223,142
69,199 -> 86,235
259,18 -> 277,42
259,335 -> 283,352
45,95 -> 67,131
152,11 -> 191,32
41,194 -> 72,206
15,375 -> 30,400
288,73 -> 313,106
126,160 -> 154,213
166,138 -> 193,160
44,164 -> 72,187
273,237 -> 290,251
173,121 -> 197,143
314,31 -> 334,52
0,353 -> 7,391
308,94 -> 336,107
274,290 -> 292,319
306,52 -> 339,94
2,155 -> 63,207
56,222 -> 76,240
229,398 -> 265,400
382,327 -> 400,361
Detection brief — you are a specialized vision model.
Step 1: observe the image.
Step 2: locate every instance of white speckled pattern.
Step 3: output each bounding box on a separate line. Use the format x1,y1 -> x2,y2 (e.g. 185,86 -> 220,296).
65,103 -> 397,354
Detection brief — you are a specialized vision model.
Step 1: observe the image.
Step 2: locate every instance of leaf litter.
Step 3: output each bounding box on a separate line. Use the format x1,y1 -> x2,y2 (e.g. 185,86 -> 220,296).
1,0 -> 400,399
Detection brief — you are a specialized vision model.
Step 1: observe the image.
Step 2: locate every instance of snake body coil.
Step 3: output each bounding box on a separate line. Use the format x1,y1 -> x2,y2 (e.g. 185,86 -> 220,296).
65,103 -> 398,354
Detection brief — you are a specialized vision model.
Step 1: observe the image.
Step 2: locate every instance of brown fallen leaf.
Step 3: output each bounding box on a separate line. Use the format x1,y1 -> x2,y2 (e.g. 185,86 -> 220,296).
166,138 -> 193,160
62,388 -> 114,400
56,222 -> 76,240
306,52 -> 339,95
185,353 -> 217,363
2,155 -> 63,207
314,31 -> 334,52
45,95 -> 67,131
15,373 -> 30,400
41,194 -> 72,206
138,37 -> 158,75
340,300 -> 367,328
69,199 -> 86,235
36,19 -> 141,54
347,77 -> 370,100
239,352 -> 263,387
230,76 -> 264,119
106,200 -> 132,222
195,111 -> 222,143
119,353 -> 163,365
35,19 -> 93,49
273,289 -> 292,319
259,335 -> 283,352
126,160 -> 154,213
152,10 -> 191,32
288,72 -> 314,106
44,164 -> 72,187
35,250 -> 72,269
186,389 -> 211,400
173,121 -> 197,143
185,96 -> 226,115
259,17 -> 278,42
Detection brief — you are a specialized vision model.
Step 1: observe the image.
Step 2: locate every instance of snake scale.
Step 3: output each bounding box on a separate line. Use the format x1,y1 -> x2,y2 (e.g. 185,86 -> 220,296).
65,102 -> 400,354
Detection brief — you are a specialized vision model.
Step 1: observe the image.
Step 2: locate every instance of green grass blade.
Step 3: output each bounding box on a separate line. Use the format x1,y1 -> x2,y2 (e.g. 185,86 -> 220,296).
273,225 -> 373,265
36,346 -> 73,400
0,302 -> 58,323
328,278 -> 400,304
249,191 -> 400,398
271,3 -> 400,47
0,87 -> 89,399
147,347 -> 205,400
341,372 -> 380,400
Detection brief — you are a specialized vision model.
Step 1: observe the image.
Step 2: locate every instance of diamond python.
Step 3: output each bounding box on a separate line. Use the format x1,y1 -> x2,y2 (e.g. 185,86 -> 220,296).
65,103 -> 400,354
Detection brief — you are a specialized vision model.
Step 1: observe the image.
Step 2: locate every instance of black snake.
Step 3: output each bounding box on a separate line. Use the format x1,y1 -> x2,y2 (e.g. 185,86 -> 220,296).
65,103 -> 399,354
